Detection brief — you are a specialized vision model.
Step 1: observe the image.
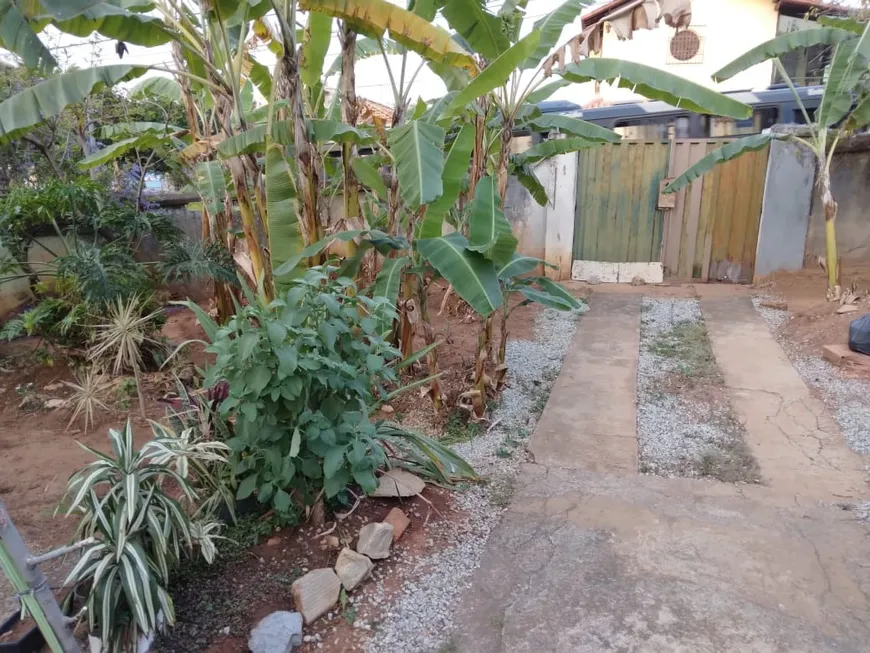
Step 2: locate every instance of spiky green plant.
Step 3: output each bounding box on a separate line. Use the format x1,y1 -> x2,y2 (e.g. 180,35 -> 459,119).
61,420 -> 226,653
63,368 -> 111,433
89,296 -> 163,417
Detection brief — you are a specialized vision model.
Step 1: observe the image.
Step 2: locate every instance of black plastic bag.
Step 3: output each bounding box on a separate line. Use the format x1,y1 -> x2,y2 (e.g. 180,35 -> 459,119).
848,314 -> 870,355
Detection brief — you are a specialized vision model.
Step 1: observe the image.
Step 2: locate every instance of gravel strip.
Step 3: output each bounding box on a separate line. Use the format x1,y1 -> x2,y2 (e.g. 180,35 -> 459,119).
364,307 -> 585,653
637,297 -> 759,481
752,295 -> 870,454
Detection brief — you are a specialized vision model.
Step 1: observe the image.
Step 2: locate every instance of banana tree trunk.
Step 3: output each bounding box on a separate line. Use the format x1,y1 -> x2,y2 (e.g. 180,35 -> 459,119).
172,41 -> 235,320
494,118 -> 514,389
819,161 -> 841,300
417,278 -> 442,410
339,22 -> 367,271
275,55 -> 324,263
472,315 -> 493,418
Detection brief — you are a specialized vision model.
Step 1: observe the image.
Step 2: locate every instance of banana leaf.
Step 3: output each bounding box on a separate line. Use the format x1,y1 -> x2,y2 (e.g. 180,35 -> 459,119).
387,120 -> 446,209
663,133 -> 784,194
713,27 -> 856,82
560,59 -> 752,119
444,31 -> 541,117
420,122 -> 475,238
467,175 -> 517,266
441,0 -> 510,60
0,64 -> 146,142
416,231 -> 502,316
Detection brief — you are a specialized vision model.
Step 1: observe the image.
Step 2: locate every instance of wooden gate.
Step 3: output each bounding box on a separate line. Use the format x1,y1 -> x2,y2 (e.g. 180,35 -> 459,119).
573,139 -> 770,283
573,141 -> 670,263
661,139 -> 770,282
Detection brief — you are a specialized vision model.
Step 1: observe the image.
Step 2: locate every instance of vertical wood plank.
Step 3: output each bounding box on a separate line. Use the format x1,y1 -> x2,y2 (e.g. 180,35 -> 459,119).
573,149 -> 586,260
594,144 -> 613,260
740,144 -> 770,280
695,141 -> 719,279
626,142 -> 645,260
616,143 -> 638,261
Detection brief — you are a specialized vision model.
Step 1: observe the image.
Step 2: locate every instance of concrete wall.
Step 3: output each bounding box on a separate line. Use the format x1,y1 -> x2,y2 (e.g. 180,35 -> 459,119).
806,142 -> 870,266
503,149 -> 578,281
571,0 -> 779,106
754,138 -> 815,278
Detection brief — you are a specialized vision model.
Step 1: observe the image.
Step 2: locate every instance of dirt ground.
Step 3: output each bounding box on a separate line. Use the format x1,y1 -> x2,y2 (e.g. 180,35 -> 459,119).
0,282 -> 539,643
755,264 -> 870,378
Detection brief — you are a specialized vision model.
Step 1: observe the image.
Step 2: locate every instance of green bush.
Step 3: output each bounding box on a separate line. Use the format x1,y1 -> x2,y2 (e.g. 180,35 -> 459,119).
181,268 -> 476,521
0,180 -> 234,351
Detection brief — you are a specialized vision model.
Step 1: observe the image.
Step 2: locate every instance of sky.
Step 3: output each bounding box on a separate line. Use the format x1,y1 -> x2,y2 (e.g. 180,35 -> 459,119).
12,0 -> 588,108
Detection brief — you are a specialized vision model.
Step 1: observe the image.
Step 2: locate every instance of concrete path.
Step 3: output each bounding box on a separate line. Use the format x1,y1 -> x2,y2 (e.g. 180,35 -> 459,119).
453,290 -> 870,652
529,293 -> 639,475
702,296 -> 867,500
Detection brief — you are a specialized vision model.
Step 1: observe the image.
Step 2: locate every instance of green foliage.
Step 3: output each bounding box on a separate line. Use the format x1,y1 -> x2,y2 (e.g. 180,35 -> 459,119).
182,268 -> 475,520
61,420 -> 229,653
0,181 -> 230,351
191,270 -> 402,514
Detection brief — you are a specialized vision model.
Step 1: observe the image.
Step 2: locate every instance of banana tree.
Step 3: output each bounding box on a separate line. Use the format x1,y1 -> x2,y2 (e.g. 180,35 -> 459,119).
664,18 -> 870,300
432,0 -> 753,402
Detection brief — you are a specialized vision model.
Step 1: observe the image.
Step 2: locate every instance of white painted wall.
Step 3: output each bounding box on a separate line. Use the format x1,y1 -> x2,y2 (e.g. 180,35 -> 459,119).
503,143 -> 579,281
567,0 -> 780,106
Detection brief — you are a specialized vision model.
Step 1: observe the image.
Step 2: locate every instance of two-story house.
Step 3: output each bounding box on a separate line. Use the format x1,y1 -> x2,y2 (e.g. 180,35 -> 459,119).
550,0 -> 836,108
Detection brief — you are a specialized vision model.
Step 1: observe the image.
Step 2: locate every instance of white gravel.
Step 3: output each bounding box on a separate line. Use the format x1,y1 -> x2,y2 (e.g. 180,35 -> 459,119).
364,307 -> 585,653
637,297 -> 754,479
752,295 -> 870,454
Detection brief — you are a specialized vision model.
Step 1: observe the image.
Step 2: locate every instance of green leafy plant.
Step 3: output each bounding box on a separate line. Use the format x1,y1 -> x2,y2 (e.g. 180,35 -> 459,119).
178,267 -> 475,521
61,420 -> 228,653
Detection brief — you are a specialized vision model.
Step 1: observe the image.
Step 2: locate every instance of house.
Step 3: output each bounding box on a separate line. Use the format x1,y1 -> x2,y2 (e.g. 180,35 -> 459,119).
546,0 -> 840,107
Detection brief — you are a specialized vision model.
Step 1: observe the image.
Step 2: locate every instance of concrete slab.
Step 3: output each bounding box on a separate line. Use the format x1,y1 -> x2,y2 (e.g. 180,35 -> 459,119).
529,293 -> 639,473
702,296 -> 867,500
454,465 -> 870,653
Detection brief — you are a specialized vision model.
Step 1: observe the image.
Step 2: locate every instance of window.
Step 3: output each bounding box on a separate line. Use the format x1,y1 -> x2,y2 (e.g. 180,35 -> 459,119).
773,14 -> 832,86
709,108 -> 780,137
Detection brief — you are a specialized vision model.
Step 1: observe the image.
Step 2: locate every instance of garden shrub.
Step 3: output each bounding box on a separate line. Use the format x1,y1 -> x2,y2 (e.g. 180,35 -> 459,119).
0,180 -> 234,350
181,267 -> 475,522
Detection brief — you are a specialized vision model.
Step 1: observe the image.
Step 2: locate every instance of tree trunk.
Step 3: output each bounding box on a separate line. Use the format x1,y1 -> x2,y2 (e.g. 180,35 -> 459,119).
339,23 -> 367,273
472,315 -> 493,418
172,39 -> 236,319
494,117 -> 515,389
819,163 -> 841,300
417,279 -> 442,410
275,55 -> 324,264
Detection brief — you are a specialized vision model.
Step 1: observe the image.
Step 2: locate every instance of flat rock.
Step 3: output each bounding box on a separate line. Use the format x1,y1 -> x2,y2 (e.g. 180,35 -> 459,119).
356,522 -> 393,559
370,469 -> 425,497
45,398 -> 66,409
759,299 -> 788,311
334,548 -> 373,591
836,304 -> 859,314
248,611 -> 303,653
291,569 -> 340,625
382,507 -> 410,542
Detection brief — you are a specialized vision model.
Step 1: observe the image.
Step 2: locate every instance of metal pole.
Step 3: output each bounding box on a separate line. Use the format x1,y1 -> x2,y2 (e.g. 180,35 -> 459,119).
0,501 -> 82,653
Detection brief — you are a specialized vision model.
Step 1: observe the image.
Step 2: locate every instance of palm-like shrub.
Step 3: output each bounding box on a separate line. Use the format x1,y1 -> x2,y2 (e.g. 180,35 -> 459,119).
61,420 -> 229,652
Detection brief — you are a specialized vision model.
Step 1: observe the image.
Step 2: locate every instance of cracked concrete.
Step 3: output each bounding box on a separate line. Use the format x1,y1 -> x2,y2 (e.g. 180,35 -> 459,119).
452,290 -> 870,652
702,296 -> 867,500
455,465 -> 870,652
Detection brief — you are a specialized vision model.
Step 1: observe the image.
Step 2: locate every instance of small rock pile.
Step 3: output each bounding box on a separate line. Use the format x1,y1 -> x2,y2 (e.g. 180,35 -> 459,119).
247,470 -> 423,652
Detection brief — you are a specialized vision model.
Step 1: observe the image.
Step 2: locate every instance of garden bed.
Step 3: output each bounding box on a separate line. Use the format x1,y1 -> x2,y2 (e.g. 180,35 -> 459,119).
0,283 -> 544,634
153,301 -> 582,653
637,297 -> 760,483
